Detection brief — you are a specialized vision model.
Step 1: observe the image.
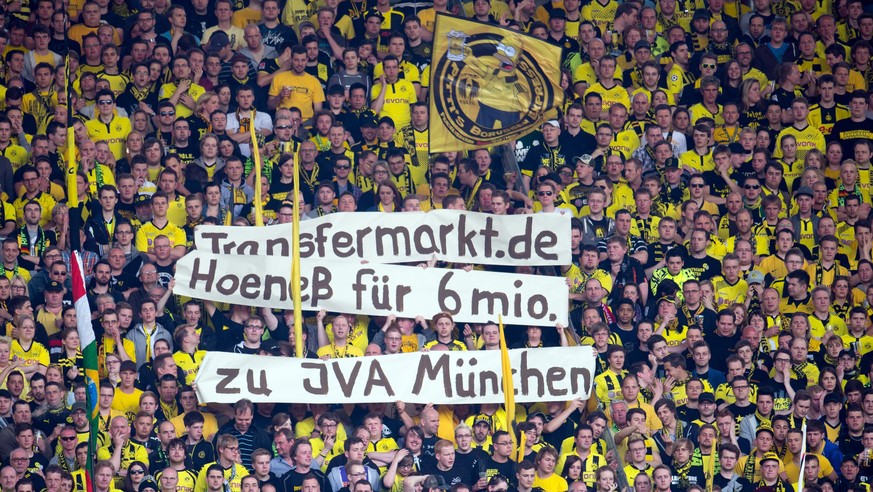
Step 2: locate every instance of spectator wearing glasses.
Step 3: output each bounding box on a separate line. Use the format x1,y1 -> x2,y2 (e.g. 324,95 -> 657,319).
48,425 -> 79,470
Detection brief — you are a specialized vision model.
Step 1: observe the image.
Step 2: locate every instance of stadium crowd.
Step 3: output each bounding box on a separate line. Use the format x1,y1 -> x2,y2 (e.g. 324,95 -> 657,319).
1,0 -> 873,492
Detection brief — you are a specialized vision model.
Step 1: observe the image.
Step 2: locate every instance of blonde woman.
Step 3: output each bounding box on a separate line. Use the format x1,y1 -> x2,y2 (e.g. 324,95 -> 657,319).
11,315 -> 49,376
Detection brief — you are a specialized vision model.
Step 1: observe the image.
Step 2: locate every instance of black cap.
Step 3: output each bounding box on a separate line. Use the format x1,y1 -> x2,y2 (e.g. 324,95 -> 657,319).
693,9 -> 711,20
541,172 -> 562,185
550,8 -> 566,20
139,480 -> 159,492
135,194 -> 152,206
633,40 -> 652,52
364,9 -> 384,21
360,114 -> 378,128
756,426 -> 774,437
209,31 -> 230,49
664,157 -> 681,169
698,392 -> 715,404
823,393 -> 842,406
44,281 -> 64,293
378,116 -> 395,127
728,142 -> 745,154
119,360 -> 137,373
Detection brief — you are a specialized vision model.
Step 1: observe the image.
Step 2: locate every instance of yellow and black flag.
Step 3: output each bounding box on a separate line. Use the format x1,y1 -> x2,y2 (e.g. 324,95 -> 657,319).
429,14 -> 564,152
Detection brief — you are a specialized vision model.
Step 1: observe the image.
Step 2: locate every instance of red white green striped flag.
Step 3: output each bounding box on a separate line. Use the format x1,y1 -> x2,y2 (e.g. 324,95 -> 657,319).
71,252 -> 99,482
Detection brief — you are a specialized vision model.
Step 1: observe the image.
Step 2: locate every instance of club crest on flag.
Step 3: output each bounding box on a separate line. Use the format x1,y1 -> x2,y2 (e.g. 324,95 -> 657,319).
429,14 -> 563,152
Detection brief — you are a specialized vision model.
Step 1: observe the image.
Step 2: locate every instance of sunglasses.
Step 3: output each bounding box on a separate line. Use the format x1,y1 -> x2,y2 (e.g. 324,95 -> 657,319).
744,184 -> 760,189
702,63 -> 716,69
130,470 -> 145,475
275,125 -> 292,130
690,183 -> 705,188
335,165 -> 351,170
538,191 -> 553,197
159,111 -> 175,116
61,436 -> 78,442
97,100 -> 113,105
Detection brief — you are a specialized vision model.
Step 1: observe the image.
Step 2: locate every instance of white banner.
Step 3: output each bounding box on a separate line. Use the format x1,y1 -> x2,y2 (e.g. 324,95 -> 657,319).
194,348 -> 596,404
175,252 -> 568,326
193,210 -> 571,266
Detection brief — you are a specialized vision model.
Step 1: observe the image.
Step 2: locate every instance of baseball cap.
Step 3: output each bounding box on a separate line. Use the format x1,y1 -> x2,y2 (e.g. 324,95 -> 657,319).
473,414 -> 492,427
755,426 -> 775,437
823,393 -> 842,406
543,119 -> 560,128
747,270 -> 765,285
209,31 -> 230,49
550,8 -> 566,20
698,392 -> 715,404
760,452 -> 780,465
663,157 -> 680,169
574,154 -> 593,166
72,402 -> 87,413
541,172 -> 562,185
45,281 -> 64,293
693,9 -> 711,21
119,360 -> 137,373
633,40 -> 652,52
378,116 -> 396,127
364,10 -> 384,21
135,194 -> 152,206
728,142 -> 745,154
794,186 -> 814,198
839,349 -> 856,359
360,114 -> 378,128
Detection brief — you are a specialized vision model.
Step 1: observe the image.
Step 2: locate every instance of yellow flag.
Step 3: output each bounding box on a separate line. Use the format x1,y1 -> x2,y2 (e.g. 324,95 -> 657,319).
66,129 -> 78,208
428,14 -> 564,152
498,316 -> 516,451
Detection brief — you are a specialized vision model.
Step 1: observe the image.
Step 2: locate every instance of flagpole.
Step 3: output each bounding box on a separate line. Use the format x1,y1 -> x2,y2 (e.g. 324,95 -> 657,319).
291,147 -> 303,357
249,111 -> 264,227
72,252 -> 99,484
797,422 -> 808,491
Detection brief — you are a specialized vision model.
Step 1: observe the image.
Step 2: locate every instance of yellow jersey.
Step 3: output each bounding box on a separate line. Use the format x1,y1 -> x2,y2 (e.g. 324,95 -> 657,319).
773,124 -> 826,161
86,114 -> 132,161
370,80 -> 417,129
587,81 -> 631,114
158,82 -> 206,119
135,220 -> 187,251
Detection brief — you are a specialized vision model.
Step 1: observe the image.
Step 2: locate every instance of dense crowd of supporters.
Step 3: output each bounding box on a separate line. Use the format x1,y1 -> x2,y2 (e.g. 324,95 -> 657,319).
1,0 -> 873,492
